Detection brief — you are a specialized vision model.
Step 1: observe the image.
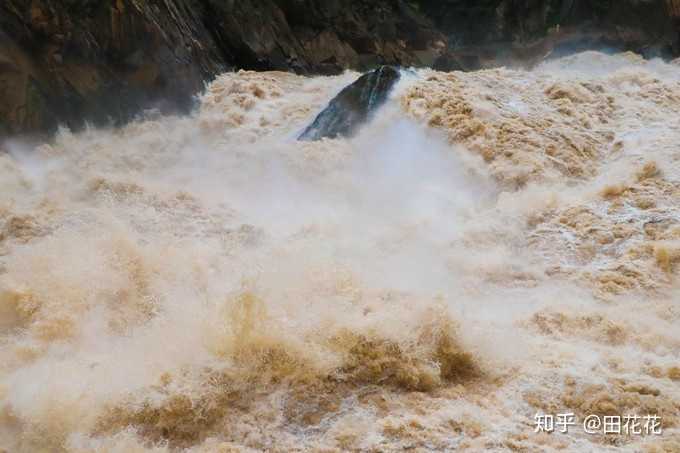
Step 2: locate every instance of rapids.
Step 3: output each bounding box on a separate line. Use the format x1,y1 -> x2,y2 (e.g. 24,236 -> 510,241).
1,52 -> 679,452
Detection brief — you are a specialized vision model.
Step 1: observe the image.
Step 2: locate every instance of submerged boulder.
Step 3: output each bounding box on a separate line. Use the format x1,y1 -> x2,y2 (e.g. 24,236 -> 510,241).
298,66 -> 401,141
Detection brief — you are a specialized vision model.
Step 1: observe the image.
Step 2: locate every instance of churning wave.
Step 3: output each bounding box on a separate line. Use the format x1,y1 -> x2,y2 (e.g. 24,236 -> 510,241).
1,52 -> 680,452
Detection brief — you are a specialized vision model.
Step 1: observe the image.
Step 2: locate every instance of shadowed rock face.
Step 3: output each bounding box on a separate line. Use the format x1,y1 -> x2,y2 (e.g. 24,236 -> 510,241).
298,66 -> 400,141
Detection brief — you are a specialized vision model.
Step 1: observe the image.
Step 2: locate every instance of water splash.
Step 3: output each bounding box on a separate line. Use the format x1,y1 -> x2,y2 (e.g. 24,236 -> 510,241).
1,54 -> 680,451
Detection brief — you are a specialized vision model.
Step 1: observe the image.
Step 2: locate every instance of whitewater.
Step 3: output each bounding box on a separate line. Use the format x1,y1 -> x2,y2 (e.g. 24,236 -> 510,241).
0,51 -> 679,452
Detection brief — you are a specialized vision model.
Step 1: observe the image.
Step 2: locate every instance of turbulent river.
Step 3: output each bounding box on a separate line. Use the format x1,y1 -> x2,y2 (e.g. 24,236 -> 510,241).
1,52 -> 680,452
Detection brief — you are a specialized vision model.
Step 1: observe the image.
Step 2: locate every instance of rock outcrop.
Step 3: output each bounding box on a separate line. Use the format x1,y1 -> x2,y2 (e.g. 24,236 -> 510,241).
1,0 -> 679,136
0,0 -> 226,136
299,65 -> 400,141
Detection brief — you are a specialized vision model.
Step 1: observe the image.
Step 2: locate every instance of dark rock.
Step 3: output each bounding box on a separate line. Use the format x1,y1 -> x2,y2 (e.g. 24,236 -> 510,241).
0,0 -> 227,137
298,66 -> 400,141
433,53 -> 466,72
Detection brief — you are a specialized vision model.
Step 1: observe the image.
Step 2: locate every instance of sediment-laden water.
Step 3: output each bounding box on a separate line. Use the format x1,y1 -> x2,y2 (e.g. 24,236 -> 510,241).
1,52 -> 679,452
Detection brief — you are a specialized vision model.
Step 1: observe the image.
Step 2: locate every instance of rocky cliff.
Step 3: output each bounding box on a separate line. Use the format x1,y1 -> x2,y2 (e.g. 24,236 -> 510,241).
1,0 -> 678,136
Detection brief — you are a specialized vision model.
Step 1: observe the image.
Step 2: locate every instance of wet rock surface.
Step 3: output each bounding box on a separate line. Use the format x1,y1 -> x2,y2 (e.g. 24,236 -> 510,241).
299,66 -> 400,141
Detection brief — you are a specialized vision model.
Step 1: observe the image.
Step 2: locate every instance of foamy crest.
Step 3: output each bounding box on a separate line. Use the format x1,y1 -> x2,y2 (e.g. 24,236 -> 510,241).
1,53 -> 680,451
